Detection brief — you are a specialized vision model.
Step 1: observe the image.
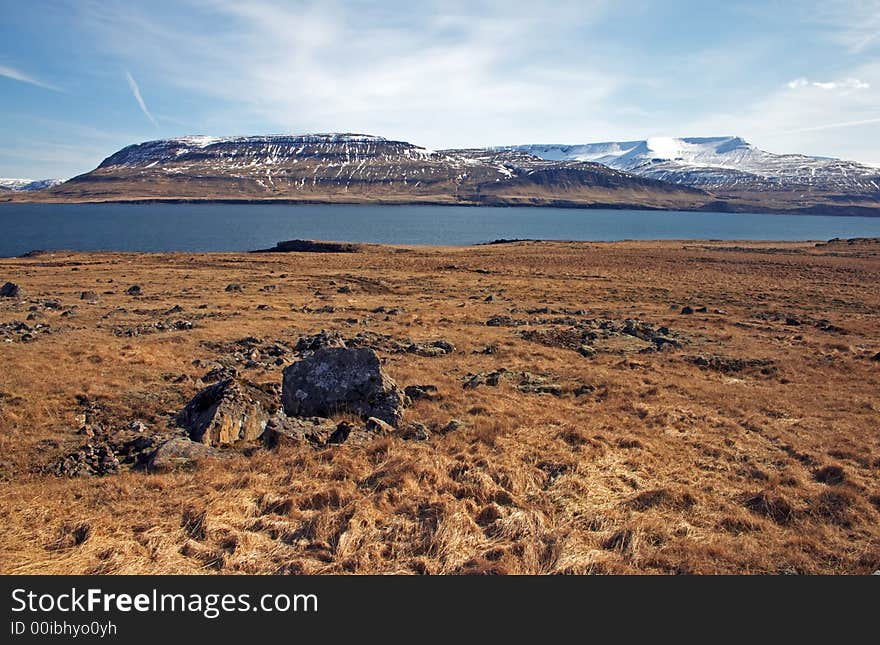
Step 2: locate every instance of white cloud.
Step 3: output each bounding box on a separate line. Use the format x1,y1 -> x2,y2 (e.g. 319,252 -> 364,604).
125,70 -> 158,127
0,63 -> 60,91
78,0 -> 628,147
786,77 -> 870,90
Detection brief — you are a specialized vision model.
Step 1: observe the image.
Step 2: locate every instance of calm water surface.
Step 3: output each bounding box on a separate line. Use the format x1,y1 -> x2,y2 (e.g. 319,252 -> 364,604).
1,203 -> 879,256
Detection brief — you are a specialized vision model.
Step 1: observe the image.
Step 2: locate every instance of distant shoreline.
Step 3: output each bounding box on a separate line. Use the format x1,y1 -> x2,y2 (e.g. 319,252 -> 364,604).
2,196 -> 879,217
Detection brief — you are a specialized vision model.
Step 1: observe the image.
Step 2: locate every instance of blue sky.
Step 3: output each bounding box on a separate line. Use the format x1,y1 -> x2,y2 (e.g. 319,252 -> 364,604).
2,0 -> 879,178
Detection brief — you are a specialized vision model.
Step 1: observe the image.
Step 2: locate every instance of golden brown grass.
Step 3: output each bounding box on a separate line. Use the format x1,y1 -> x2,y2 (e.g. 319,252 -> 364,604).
0,239 -> 878,574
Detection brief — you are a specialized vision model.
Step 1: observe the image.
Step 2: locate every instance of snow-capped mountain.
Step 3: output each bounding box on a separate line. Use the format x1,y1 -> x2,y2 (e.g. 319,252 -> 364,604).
0,177 -> 65,192
511,137 -> 880,194
33,133 -> 705,210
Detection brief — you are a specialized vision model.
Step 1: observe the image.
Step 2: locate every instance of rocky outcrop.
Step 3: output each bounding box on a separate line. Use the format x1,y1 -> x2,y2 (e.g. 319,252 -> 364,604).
178,378 -> 271,446
253,240 -> 361,253
281,347 -> 406,425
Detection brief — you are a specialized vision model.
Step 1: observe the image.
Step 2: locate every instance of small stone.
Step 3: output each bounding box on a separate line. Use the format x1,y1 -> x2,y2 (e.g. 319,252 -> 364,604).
399,422 -> 430,441
337,285 -> 353,294
80,291 -> 98,301
225,283 -> 243,292
681,306 -> 694,315
439,419 -> 466,434
125,285 -> 142,296
365,417 -> 395,434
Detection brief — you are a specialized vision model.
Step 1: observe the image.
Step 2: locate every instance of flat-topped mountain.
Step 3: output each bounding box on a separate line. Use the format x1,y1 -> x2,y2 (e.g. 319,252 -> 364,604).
6,133 -> 879,214
9,133 -> 707,210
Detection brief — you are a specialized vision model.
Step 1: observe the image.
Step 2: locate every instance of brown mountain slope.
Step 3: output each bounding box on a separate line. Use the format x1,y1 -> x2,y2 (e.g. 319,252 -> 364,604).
9,133 -> 709,209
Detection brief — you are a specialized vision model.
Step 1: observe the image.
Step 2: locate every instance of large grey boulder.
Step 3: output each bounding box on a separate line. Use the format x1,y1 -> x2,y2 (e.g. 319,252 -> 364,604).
178,378 -> 271,446
281,347 -> 406,426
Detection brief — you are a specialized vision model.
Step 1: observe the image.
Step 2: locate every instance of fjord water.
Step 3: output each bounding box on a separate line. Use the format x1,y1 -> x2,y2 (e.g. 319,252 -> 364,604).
2,203 -> 880,256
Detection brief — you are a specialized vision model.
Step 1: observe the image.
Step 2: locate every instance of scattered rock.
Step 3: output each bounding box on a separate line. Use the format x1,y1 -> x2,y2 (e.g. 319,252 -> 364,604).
439,418 -> 466,434
148,438 -> 217,472
406,340 -> 455,357
464,369 -> 564,396
201,365 -> 238,383
399,422 -> 430,441
225,283 -> 244,292
281,347 -> 406,426
520,318 -> 681,355
178,379 -> 272,446
337,285 -> 353,294
327,421 -> 356,444
365,416 -> 395,434
404,384 -> 440,401
681,306 -> 694,315
0,282 -> 21,298
686,355 -> 775,375
124,285 -> 142,296
80,291 -> 98,301
486,315 -> 523,327
52,443 -> 120,477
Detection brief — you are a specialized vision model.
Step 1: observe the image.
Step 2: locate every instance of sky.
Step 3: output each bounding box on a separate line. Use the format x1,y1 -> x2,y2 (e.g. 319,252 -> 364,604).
1,0 -> 879,179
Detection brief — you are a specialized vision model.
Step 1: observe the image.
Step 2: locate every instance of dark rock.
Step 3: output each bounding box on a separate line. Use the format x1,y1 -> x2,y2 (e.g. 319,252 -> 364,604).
484,295 -> 495,302
178,379 -> 271,446
399,422 -> 430,441
406,340 -> 455,357
404,384 -> 440,401
486,315 -> 522,327
696,306 -> 708,313
365,416 -> 395,434
871,352 -> 880,362
439,418 -> 466,434
282,347 -> 406,426
0,282 -> 21,298
681,306 -> 694,315
327,421 -> 355,444
80,291 -> 98,301
52,443 -> 120,477
337,285 -> 353,294
294,330 -> 347,353
252,239 -> 361,253
225,283 -> 244,292
148,438 -> 217,472
124,285 -> 142,296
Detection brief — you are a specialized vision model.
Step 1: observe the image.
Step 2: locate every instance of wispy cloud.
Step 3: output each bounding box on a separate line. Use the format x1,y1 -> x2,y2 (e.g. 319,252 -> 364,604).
786,77 -> 870,90
0,63 -> 60,91
124,70 -> 158,126
771,116 -> 880,135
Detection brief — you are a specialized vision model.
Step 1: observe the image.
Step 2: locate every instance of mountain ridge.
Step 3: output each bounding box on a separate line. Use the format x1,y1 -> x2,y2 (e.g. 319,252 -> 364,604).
4,133 -> 879,215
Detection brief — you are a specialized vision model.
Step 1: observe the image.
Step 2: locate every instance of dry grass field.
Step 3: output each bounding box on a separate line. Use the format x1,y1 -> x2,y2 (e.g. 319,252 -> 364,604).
0,238 -> 878,574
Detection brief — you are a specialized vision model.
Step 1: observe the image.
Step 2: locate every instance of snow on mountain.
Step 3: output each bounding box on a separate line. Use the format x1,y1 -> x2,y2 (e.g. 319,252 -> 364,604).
511,137 -> 880,193
0,178 -> 65,192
